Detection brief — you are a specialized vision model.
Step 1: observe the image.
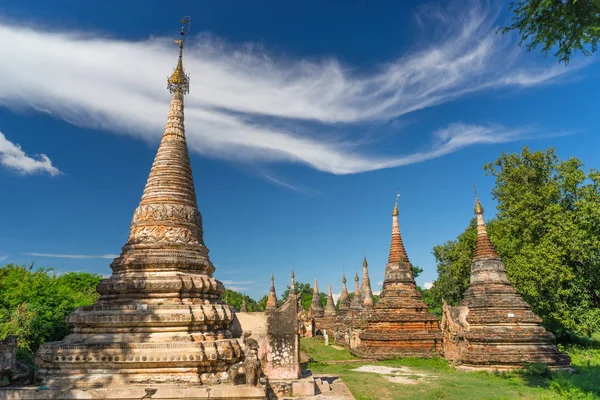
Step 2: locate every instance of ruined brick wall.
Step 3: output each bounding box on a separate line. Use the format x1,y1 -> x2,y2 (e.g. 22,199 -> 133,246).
232,297 -> 301,381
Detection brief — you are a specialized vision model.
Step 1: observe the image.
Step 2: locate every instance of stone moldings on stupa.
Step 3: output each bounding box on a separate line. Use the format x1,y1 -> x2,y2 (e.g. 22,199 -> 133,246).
441,196 -> 571,371
30,21 -> 266,398
351,195 -> 442,359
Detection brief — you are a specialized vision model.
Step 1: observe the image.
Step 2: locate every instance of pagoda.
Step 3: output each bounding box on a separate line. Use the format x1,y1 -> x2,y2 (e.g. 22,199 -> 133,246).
35,20 -> 258,393
352,194 -> 441,359
265,274 -> 278,310
337,274 -> 351,315
349,273 -> 362,311
361,255 -> 374,311
441,194 -> 571,370
309,279 -> 324,317
324,286 -> 337,317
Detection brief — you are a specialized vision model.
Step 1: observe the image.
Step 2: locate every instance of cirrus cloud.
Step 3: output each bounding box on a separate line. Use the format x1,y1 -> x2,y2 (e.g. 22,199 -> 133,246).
0,1 -> 584,176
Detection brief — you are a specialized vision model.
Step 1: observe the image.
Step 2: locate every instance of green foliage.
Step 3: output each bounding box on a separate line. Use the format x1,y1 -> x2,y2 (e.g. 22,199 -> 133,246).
502,0 -> 600,64
429,218 -> 481,308
485,147 -> 600,337
429,146 -> 600,337
0,264 -> 102,351
412,265 -> 423,279
419,288 -> 442,318
222,288 -> 261,312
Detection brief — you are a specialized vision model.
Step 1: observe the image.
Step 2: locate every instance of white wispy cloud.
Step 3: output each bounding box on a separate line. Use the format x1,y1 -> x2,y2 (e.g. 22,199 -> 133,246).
24,252 -> 119,259
424,282 -> 434,290
0,255 -> 8,261
221,280 -> 254,285
0,132 -> 61,175
0,1 -> 582,176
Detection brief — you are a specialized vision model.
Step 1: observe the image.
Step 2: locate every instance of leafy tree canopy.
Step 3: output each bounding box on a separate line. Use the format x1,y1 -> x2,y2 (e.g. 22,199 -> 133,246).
502,0 -> 600,64
0,264 -> 102,351
429,147 -> 600,337
222,289 -> 261,312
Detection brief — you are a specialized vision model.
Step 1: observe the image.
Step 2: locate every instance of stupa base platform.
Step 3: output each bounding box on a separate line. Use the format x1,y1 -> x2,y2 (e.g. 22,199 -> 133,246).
0,385 -> 266,400
445,341 -> 572,372
350,343 -> 441,360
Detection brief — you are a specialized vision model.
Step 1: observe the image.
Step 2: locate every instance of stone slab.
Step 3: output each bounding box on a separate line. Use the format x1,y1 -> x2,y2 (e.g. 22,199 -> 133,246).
0,385 -> 266,400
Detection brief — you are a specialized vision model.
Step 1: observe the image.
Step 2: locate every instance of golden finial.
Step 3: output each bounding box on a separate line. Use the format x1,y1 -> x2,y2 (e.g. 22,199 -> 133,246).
342,273 -> 347,284
167,17 -> 191,94
392,190 -> 400,216
474,181 -> 484,215
363,247 -> 368,267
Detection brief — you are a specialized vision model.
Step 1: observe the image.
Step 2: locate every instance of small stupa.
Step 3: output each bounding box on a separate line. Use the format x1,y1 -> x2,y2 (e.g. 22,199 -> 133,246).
324,285 -> 337,317
240,295 -> 248,313
310,279 -> 324,317
441,190 -> 571,370
266,274 -> 278,310
35,20 -> 261,395
352,193 -> 441,359
361,254 -> 375,310
337,274 -> 351,315
349,273 -> 362,311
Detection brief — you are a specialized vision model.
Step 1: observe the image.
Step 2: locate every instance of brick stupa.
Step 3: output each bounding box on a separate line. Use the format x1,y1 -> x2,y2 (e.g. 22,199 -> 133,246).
352,195 -> 442,359
35,28 -> 256,392
361,255 -> 375,311
266,274 -> 278,311
441,196 -> 571,370
337,274 -> 351,316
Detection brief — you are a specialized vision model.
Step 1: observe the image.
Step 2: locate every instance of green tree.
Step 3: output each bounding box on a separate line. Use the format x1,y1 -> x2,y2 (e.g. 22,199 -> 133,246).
429,219 -> 481,308
502,0 -> 600,64
412,265 -> 423,279
485,147 -> 600,336
429,147 -> 600,337
222,289 -> 260,312
0,264 -> 102,351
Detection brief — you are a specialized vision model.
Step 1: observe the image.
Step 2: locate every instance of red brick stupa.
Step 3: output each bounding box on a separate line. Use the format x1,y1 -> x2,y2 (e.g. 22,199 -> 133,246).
352,194 -> 442,359
441,194 -> 571,370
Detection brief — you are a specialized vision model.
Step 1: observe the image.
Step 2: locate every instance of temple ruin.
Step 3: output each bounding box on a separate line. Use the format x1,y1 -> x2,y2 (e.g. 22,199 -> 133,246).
351,195 -> 442,359
32,21 -> 266,398
441,196 -> 572,370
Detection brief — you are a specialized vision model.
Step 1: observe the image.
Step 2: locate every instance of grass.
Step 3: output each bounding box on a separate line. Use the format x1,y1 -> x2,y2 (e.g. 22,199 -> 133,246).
301,335 -> 600,400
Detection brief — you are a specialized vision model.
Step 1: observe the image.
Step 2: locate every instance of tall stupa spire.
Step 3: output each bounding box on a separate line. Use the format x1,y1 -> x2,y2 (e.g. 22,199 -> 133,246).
388,191 -> 410,264
350,271 -> 362,310
380,191 -> 415,289
361,252 -> 374,310
289,266 -> 296,296
324,285 -> 337,316
111,16 -> 211,276
36,18 -> 247,388
473,182 -> 499,259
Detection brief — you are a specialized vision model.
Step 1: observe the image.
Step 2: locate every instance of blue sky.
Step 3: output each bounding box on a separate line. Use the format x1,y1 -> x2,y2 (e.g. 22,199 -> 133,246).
1,0 -> 599,300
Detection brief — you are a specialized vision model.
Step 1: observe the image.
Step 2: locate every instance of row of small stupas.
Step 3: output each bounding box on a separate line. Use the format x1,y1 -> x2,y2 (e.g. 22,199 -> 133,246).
260,194 -> 572,370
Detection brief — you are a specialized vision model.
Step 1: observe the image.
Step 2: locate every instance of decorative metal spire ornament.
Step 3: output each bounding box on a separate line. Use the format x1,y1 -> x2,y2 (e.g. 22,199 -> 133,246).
167,17 -> 191,94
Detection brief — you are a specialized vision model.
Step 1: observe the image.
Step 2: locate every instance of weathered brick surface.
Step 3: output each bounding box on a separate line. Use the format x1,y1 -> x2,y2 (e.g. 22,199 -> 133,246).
34,57 -> 248,388
352,200 -> 442,359
441,200 -> 571,370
